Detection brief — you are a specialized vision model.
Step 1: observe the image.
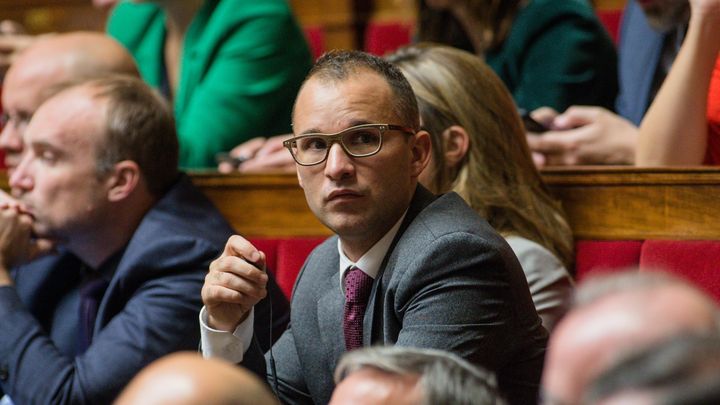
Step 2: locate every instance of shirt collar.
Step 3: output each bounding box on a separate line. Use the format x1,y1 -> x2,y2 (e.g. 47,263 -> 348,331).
338,210 -> 407,287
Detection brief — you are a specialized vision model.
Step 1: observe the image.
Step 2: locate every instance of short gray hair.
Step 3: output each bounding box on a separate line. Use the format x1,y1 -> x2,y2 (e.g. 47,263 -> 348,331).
574,271 -> 720,333
334,346 -> 505,405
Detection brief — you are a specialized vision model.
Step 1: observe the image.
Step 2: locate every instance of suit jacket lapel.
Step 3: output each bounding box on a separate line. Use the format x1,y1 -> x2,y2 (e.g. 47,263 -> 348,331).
365,185 -> 437,344
316,257 -> 346,369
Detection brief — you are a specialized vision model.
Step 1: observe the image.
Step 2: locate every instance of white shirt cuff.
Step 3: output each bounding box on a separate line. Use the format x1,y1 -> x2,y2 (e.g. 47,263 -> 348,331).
199,306 -> 254,363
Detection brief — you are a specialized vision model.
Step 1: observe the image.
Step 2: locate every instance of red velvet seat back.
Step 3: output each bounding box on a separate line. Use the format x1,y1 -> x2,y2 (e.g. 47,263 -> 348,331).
250,237 -> 325,300
574,240 -> 643,281
640,240 -> 720,302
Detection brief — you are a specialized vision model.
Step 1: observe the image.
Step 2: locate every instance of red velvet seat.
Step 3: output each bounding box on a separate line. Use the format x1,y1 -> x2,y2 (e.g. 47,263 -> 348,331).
640,240 -> 720,301
574,240 -> 643,281
303,25 -> 326,60
250,237 -> 325,300
364,21 -> 413,56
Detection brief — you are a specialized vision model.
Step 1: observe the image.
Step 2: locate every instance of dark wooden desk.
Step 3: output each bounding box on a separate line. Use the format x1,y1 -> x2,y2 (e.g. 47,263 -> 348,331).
2,167 -> 718,240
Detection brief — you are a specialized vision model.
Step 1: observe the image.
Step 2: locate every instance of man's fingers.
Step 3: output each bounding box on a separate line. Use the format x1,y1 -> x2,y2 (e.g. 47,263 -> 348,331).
531,151 -> 546,168
553,106 -> 606,129
530,107 -> 558,127
221,235 -> 265,269
527,130 -> 581,154
0,20 -> 26,35
210,255 -> 268,283
239,150 -> 295,173
203,283 -> 266,306
209,263 -> 268,292
230,137 -> 266,160
217,161 -> 235,173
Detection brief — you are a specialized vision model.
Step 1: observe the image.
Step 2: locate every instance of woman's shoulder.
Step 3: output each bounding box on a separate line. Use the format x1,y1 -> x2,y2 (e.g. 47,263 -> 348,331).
504,235 -> 564,270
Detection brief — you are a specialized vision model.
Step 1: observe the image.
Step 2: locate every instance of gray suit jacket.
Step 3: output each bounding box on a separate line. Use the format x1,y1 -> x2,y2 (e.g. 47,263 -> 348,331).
253,186 -> 547,405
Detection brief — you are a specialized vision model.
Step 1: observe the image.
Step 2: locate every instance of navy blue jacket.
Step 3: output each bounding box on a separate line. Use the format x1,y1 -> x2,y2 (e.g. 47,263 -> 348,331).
0,175 -> 287,404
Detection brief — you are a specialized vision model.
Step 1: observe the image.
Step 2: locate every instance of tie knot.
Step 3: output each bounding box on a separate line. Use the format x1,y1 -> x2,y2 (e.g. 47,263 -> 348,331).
344,267 -> 373,303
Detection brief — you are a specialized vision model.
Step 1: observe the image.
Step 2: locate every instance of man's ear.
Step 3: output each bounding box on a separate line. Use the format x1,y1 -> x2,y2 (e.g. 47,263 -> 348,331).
410,130 -> 432,177
442,125 -> 470,169
106,160 -> 141,202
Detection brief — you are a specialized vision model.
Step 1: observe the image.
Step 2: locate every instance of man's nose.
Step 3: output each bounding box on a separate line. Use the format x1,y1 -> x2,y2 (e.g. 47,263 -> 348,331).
8,152 -> 34,193
324,142 -> 355,180
0,123 -> 24,153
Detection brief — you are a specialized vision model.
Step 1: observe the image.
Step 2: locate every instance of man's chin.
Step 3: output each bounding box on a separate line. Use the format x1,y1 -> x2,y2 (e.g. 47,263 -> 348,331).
30,226 -> 58,242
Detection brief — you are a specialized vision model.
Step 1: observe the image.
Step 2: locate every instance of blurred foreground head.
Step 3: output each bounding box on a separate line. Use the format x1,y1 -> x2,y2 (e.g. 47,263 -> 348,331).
115,352 -> 278,405
542,271 -> 720,404
330,346 -> 506,405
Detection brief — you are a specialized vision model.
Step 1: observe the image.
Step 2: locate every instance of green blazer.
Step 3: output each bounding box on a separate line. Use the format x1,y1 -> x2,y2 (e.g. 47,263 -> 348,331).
108,0 -> 312,168
486,0 -> 618,112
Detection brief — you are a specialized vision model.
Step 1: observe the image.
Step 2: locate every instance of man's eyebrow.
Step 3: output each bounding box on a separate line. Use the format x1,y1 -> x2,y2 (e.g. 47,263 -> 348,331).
297,120 -> 374,136
30,140 -> 61,153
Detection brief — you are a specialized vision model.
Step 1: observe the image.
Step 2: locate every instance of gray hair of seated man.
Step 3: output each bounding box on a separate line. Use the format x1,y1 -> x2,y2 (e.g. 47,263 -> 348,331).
583,333 -> 720,405
334,346 -> 506,405
573,271 -> 720,331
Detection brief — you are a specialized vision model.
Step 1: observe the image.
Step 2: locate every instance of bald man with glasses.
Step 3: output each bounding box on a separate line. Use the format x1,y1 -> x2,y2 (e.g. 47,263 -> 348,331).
199,50 -> 547,405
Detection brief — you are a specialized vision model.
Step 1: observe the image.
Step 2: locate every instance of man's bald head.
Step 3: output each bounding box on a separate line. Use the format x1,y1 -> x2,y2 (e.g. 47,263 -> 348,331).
542,272 -> 720,405
1,31 -> 138,171
114,352 -> 278,405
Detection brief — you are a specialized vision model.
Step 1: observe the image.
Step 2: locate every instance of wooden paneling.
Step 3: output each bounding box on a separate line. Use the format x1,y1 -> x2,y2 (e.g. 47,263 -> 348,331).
289,0 -> 355,50
0,167 -> 716,240
0,1 -> 106,33
542,167 -> 720,240
594,0 -> 627,11
190,167 -> 720,240
191,172 -> 331,237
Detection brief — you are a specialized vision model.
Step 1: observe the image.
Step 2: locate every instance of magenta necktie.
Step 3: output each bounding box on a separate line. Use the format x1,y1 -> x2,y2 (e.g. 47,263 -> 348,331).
343,267 -> 374,351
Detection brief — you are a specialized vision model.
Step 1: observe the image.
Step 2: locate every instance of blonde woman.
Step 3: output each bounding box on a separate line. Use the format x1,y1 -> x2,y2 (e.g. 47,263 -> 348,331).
387,43 -> 574,331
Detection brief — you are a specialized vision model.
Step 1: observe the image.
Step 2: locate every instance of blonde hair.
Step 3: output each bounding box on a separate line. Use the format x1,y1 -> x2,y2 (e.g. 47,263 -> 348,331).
387,43 -> 574,268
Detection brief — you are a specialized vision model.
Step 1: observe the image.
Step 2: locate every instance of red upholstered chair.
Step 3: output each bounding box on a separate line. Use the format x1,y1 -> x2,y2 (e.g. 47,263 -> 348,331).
640,240 -> 720,302
364,21 -> 413,56
275,238 -> 325,299
303,25 -> 326,60
250,237 -> 325,300
574,240 -> 643,281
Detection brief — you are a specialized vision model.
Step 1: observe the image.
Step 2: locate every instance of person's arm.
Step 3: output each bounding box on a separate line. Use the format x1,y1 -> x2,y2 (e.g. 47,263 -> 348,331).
506,237 -> 574,333
393,230 -> 544,404
394,231 -> 542,365
218,134 -> 295,174
636,0 -> 720,165
0,259 -> 207,404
